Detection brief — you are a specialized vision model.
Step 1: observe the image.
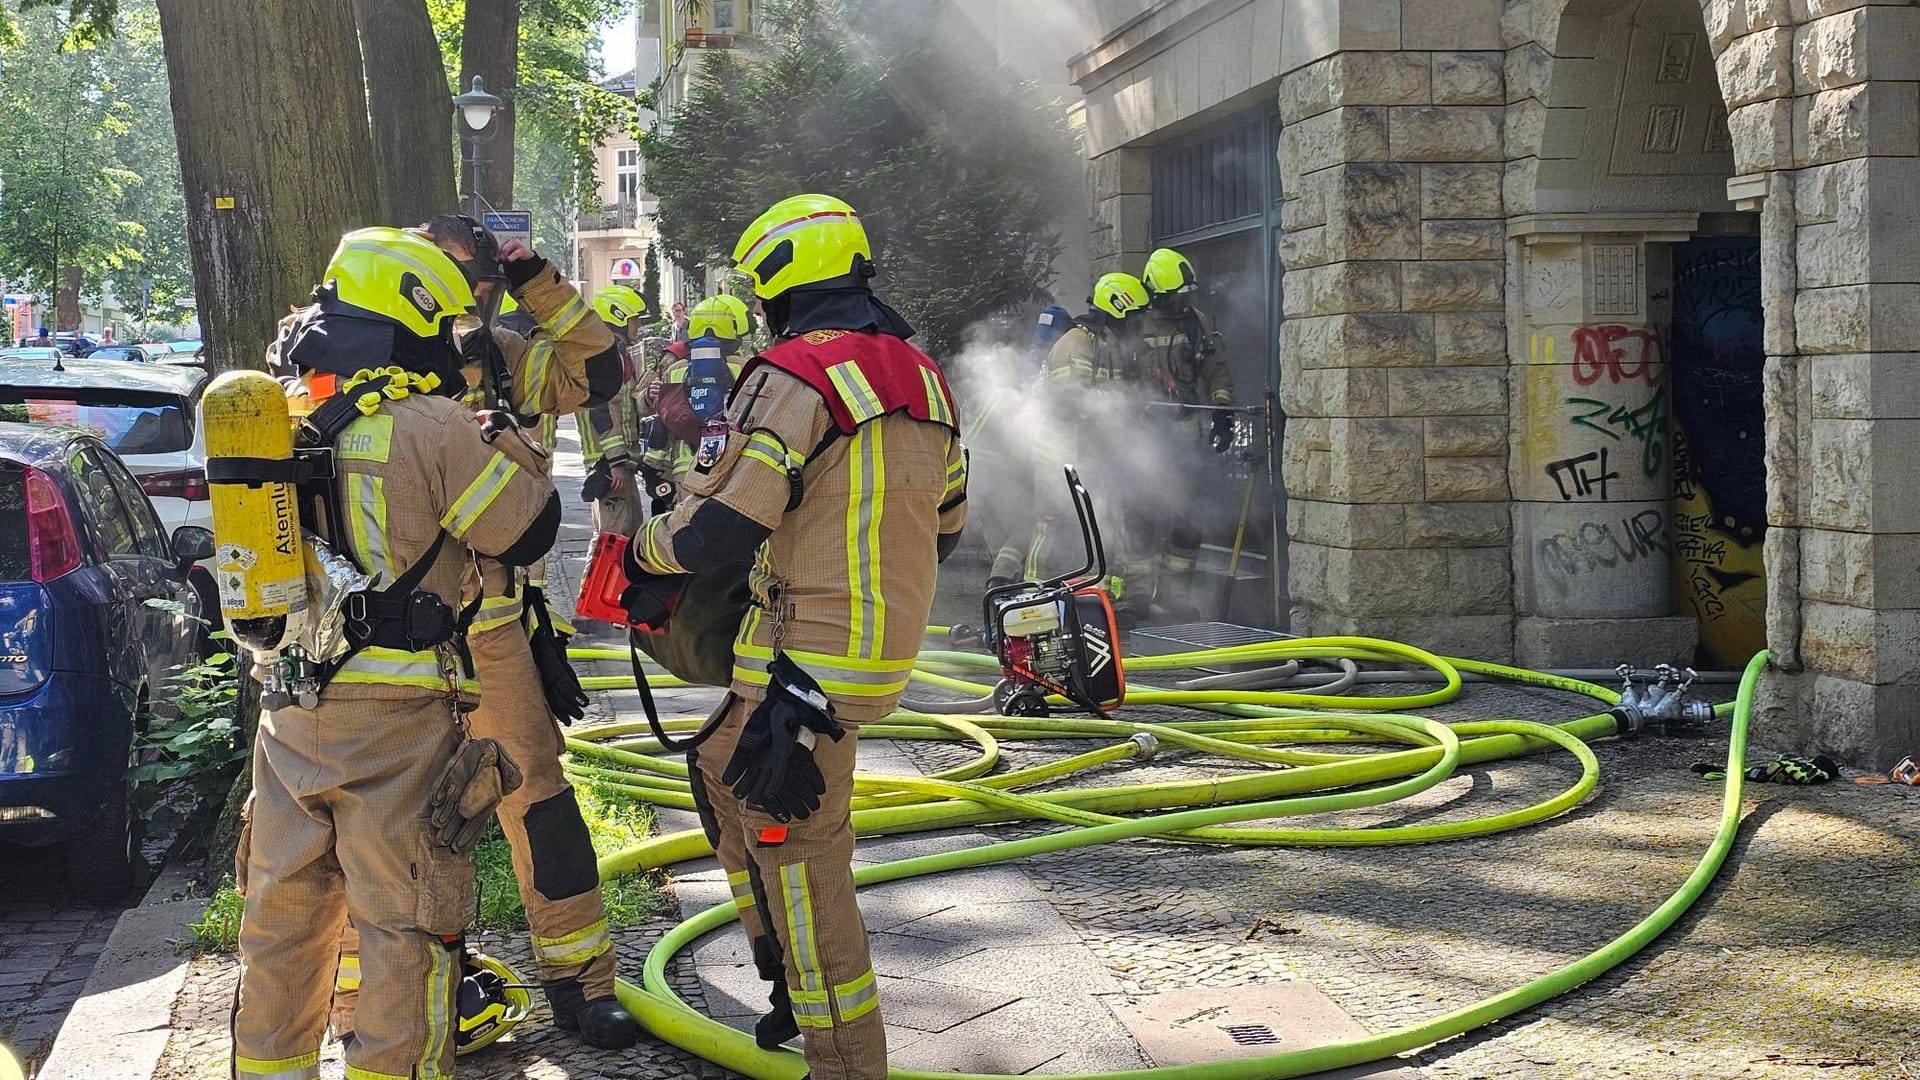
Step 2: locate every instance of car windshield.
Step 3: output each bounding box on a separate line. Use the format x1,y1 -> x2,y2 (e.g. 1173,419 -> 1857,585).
0,390 -> 190,455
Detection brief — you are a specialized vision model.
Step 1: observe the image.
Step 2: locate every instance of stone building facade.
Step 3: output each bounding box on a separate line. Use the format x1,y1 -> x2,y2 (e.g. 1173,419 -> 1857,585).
1069,0 -> 1920,766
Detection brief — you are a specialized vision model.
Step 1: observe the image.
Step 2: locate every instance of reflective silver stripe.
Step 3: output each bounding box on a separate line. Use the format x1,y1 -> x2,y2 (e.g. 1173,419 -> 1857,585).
731,649 -> 910,687
741,209 -> 858,267
418,941 -> 453,1079
920,367 -> 952,426
546,294 -> 591,338
827,362 -> 884,421
346,473 -> 391,585
780,863 -> 825,996
523,339 -> 554,403
834,968 -> 880,1022
532,919 -> 611,966
790,988 -> 833,1027
850,423 -> 884,658
728,870 -> 754,909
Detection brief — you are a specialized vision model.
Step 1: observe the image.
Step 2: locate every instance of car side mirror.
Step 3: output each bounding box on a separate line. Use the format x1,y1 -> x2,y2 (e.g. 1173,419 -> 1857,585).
171,525 -> 214,563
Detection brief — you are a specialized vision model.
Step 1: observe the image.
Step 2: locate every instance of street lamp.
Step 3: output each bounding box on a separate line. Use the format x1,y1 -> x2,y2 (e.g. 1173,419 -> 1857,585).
453,76 -> 504,214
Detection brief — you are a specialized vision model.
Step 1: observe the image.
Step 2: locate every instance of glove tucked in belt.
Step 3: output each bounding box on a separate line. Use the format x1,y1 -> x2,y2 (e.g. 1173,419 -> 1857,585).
720,653 -> 845,823
430,738 -> 524,853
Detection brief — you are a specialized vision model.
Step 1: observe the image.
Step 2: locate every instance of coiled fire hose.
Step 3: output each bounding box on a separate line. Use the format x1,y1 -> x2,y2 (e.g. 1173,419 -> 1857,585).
558,634 -> 1765,1079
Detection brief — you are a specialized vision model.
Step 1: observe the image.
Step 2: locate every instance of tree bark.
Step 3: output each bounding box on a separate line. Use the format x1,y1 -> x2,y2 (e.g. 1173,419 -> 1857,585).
460,0 -> 519,210
352,0 -> 458,227
155,0 -> 380,374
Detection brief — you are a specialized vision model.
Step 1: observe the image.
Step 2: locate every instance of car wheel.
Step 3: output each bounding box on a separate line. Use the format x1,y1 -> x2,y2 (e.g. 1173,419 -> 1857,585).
189,568 -> 223,659
64,785 -> 138,904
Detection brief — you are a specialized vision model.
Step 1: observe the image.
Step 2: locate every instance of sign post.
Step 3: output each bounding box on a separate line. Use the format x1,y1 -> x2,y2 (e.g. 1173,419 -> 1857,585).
482,210 -> 534,252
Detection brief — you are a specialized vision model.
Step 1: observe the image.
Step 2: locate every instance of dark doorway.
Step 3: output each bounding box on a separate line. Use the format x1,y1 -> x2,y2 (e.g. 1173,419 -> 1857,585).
1668,234 -> 1765,667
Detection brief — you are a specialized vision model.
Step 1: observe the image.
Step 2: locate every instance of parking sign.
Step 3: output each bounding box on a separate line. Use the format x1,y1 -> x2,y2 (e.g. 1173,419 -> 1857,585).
482,210 -> 533,252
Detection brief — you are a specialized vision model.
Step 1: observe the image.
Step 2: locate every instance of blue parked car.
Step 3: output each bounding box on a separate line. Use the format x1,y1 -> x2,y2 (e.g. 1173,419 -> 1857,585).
0,422 -> 209,900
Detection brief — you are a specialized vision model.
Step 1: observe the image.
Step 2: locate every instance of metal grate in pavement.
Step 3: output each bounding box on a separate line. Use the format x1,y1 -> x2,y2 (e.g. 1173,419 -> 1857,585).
1359,944 -> 1440,971
1224,1024 -> 1281,1046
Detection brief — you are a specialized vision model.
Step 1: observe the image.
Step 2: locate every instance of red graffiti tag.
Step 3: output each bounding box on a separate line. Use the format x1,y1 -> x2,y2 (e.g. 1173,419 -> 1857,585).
1570,325 -> 1662,386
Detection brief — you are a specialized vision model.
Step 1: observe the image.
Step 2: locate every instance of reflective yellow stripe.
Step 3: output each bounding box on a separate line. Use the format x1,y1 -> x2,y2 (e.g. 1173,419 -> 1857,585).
729,870 -> 754,909
469,592 -> 524,635
346,473 -> 391,585
1026,520 -> 1050,580
637,517 -> 684,574
919,367 -> 952,427
732,644 -> 913,698
334,952 -> 361,992
344,1066 -> 408,1080
533,918 -> 611,966
417,939 -> 452,1079
790,987 -> 833,1029
743,429 -> 801,475
779,863 -> 826,1010
522,340 -> 555,407
343,240 -> 462,309
334,646 -> 476,694
944,452 -> 966,499
834,968 -> 880,1023
826,362 -> 884,422
440,451 -> 520,539
236,1052 -> 320,1080
576,409 -> 602,458
545,293 -> 591,339
844,423 -> 885,658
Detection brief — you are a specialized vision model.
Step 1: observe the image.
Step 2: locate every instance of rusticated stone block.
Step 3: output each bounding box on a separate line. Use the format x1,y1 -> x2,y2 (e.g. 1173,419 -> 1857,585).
1402,260 -> 1503,312
1283,312 -> 1437,370
1326,417 -> 1425,502
1794,82 -> 1920,168
1702,0 -> 1748,53
1387,106 -> 1503,162
1796,283 -> 1920,354
1281,107 -> 1390,188
1421,219 -> 1504,260
1435,311 -> 1507,364
1421,163 -> 1505,219
1514,615 -> 1699,669
1504,43 -> 1552,105
1793,6 -> 1920,93
1387,367 -> 1507,416
1714,27 -> 1794,109
1424,415 -> 1508,457
1448,547 -> 1513,613
1286,499 -> 1407,549
1728,98 -> 1794,174
1425,455 -> 1509,501
1432,52 -> 1503,105
1282,261 -> 1402,317
1281,366 -> 1389,417
1405,501 -> 1511,546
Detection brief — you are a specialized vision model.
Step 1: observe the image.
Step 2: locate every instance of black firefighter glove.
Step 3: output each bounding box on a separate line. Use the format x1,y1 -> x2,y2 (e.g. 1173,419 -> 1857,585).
523,585 -> 588,725
620,535 -> 689,631
580,458 -> 613,503
1210,409 -> 1236,454
720,653 -> 846,823
429,738 -> 524,854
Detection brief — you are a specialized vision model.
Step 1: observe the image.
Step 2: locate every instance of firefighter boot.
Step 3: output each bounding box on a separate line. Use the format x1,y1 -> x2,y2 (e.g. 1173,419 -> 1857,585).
542,975 -> 640,1049
753,933 -> 801,1048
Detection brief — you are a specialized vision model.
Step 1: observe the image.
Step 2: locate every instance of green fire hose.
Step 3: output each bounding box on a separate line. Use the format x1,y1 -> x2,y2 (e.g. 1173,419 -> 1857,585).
558,634 -> 1765,1079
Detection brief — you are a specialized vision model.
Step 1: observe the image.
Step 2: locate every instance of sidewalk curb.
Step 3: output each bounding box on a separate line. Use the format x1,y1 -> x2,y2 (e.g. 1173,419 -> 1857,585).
37,857 -> 209,1080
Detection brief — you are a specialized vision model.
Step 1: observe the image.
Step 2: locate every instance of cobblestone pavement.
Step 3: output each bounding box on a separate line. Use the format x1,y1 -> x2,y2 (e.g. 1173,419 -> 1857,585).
149,441 -> 1920,1078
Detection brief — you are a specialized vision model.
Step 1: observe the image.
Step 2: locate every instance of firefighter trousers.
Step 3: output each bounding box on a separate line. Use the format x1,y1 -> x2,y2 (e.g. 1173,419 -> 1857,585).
694,694 -> 885,1080
332,619 -> 617,1034
232,695 -> 469,1080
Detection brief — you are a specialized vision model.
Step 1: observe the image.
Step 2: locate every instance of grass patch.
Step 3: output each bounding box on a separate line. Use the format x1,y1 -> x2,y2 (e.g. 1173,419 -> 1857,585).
474,781 -> 664,932
186,877 -> 245,954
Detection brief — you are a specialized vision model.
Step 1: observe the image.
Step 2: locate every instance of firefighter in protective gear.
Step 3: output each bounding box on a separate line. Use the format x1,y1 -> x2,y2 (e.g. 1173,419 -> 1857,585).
324,216 -> 640,1052
1133,246 -> 1237,616
1022,273 -> 1149,599
639,294 -> 751,509
580,284 -> 648,534
622,194 -> 966,1080
977,305 -> 1070,588
229,227 -> 560,1080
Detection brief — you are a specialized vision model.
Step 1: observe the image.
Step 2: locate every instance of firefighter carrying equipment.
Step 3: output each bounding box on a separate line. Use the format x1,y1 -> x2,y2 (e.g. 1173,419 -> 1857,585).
430,736 -> 525,853
720,653 -> 846,823
689,293 -> 753,340
1090,271 -> 1150,320
593,284 -> 647,327
456,947 -> 535,1054
1143,246 -> 1198,296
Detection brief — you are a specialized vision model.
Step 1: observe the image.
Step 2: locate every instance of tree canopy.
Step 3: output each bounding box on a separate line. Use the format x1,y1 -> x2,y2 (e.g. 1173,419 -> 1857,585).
640,0 -> 1074,357
0,0 -> 190,318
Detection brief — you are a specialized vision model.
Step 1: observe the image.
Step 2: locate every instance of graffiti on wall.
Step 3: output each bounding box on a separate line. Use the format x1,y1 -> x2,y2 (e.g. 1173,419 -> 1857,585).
1669,236 -> 1766,667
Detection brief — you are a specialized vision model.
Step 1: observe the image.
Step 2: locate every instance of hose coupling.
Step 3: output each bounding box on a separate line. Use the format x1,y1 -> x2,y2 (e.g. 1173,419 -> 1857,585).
1608,704 -> 1645,736
1128,732 -> 1160,760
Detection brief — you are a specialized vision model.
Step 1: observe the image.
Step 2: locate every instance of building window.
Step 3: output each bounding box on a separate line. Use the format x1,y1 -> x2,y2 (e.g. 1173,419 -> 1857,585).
616,148 -> 639,206
713,1 -> 735,29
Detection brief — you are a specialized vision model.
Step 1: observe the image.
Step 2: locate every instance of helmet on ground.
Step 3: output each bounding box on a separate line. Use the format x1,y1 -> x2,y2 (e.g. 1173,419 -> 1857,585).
732,194 -> 870,299
689,293 -> 752,339
1090,272 -> 1150,320
593,284 -> 647,327
455,949 -> 534,1055
319,227 -> 475,340
1143,248 -> 1197,296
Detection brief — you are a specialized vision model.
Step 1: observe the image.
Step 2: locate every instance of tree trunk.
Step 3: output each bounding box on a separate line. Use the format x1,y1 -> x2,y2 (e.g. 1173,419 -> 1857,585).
155,0 -> 380,375
353,0 -> 458,227
460,0 -> 518,210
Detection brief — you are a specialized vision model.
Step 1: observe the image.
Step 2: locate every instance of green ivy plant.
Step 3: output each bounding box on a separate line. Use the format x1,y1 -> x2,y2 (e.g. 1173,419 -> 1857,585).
128,636 -> 244,849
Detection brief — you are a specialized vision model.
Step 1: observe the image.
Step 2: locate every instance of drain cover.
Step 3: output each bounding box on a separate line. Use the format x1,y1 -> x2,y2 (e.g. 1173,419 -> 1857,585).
1359,944 -> 1439,971
1224,1023 -> 1281,1046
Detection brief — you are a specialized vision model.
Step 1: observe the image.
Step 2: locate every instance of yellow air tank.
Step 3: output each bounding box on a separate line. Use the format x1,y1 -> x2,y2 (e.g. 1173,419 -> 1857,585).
201,369 -> 307,653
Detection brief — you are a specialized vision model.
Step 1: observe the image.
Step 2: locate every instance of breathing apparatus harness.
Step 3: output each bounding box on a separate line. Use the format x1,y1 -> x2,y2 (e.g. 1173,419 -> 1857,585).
443,215 -> 529,439
209,368 -> 473,705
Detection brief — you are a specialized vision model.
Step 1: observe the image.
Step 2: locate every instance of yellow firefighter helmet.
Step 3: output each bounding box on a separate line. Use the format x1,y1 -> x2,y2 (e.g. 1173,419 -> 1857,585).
455,949 -> 535,1055
732,193 -> 870,299
592,284 -> 646,327
319,227 -> 475,340
1143,247 -> 1197,296
1090,272 -> 1150,320
688,293 -> 751,340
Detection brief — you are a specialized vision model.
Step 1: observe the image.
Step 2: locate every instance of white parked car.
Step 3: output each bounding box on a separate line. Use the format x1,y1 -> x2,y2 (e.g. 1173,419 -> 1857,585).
0,354 -> 215,625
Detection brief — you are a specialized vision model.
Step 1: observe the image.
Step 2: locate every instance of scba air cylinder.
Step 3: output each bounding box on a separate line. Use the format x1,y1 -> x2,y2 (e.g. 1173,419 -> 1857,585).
201,369 -> 307,652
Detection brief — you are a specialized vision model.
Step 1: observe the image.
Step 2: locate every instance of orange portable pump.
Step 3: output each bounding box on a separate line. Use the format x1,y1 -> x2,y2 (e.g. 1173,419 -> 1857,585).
981,467 -> 1126,718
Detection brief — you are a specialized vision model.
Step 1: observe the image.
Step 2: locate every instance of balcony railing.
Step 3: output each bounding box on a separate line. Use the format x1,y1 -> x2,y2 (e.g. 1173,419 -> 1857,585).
578,201 -> 640,232
682,27 -> 735,48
